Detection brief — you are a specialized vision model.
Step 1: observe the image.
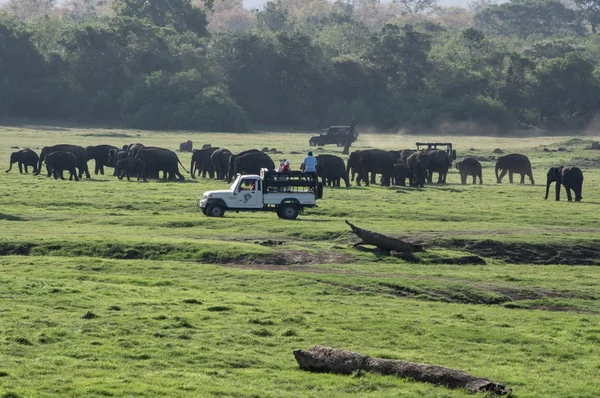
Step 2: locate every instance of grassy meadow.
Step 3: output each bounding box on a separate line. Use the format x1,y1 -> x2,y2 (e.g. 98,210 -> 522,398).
1,121 -> 600,397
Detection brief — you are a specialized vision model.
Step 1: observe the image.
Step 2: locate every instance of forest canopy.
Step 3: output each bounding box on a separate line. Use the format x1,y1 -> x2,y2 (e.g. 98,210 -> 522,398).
1,0 -> 600,134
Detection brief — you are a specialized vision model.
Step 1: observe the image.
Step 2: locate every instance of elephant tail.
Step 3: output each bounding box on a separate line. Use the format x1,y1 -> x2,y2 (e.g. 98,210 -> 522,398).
178,158 -> 190,174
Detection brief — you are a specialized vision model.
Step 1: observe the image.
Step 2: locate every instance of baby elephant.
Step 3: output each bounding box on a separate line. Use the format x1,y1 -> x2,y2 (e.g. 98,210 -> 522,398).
545,166 -> 583,202
456,158 -> 483,185
46,151 -> 79,181
6,149 -> 39,174
116,158 -> 147,182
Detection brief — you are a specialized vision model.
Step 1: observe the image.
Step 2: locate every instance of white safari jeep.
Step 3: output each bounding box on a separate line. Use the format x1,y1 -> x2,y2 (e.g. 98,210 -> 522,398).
198,170 -> 323,219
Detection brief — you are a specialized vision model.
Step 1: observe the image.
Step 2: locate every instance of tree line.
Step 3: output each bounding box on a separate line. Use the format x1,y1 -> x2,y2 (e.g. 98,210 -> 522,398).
1,0 -> 600,134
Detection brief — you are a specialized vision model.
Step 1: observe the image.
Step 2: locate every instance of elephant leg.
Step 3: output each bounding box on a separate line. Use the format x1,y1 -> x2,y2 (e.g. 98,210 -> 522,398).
100,165 -> 104,175
175,171 -> 185,180
497,169 -> 507,183
370,173 -> 376,184
127,172 -> 131,182
555,181 -> 561,201
24,165 -> 29,173
566,186 -> 573,202
576,186 -> 582,201
83,164 -> 90,179
18,162 -> 23,174
59,170 -> 65,180
528,172 -> 535,185
508,171 -> 514,183
472,175 -> 476,184
520,173 -> 525,184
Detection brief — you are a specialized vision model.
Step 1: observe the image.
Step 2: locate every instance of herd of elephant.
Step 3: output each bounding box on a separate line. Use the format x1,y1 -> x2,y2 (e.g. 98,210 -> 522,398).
343,148 -> 583,202
6,144 -> 584,202
6,144 -> 188,181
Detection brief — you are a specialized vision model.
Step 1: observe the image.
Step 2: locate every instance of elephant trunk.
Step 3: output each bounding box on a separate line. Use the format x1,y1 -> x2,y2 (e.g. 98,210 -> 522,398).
544,178 -> 551,200
495,162 -> 500,182
35,151 -> 45,175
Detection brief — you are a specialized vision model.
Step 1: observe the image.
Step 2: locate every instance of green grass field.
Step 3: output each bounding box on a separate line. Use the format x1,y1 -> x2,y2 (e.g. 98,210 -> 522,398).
1,122 -> 600,397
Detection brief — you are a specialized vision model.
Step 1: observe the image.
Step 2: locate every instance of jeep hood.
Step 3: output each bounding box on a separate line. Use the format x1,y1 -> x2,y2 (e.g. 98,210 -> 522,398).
202,189 -> 233,198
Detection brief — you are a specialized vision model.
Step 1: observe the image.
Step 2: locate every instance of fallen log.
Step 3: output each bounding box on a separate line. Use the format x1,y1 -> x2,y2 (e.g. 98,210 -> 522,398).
345,220 -> 423,253
293,345 -> 510,395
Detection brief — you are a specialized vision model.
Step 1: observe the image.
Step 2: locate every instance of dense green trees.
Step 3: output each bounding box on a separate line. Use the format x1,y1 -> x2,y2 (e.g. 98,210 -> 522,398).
1,0 -> 600,133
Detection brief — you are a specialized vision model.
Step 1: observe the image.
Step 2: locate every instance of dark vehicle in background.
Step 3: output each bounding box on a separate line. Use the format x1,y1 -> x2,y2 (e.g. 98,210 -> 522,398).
416,142 -> 457,160
309,126 -> 358,147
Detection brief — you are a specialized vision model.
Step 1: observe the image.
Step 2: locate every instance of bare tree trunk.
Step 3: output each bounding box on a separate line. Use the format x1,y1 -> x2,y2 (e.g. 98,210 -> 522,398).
293,346 -> 510,395
342,119 -> 356,155
345,220 -> 423,253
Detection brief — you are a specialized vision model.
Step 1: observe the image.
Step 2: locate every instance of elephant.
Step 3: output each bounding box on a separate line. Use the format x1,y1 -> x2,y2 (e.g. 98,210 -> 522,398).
232,152 -> 275,179
191,147 -> 220,178
6,149 -> 39,174
424,149 -> 452,184
179,140 -> 193,152
393,163 -> 412,186
36,144 -> 90,179
227,149 -> 264,182
116,158 -> 147,182
135,147 -> 188,180
456,158 -> 483,185
354,149 -> 395,187
397,149 -> 416,165
86,145 -> 118,175
316,154 -> 349,187
545,166 -> 583,202
127,143 -> 145,157
211,148 -> 233,180
406,151 -> 429,188
108,149 -> 129,176
45,151 -> 79,181
495,153 -> 534,184
346,150 -> 362,183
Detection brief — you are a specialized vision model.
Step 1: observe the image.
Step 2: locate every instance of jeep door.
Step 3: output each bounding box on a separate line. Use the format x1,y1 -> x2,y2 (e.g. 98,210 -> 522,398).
236,178 -> 262,208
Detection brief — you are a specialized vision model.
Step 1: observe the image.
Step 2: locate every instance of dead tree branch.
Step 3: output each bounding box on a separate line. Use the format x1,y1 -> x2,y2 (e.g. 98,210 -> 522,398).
293,345 -> 510,395
345,220 -> 423,253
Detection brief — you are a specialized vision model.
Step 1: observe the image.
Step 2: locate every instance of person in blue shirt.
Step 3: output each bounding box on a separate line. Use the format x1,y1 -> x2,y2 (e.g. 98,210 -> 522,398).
303,151 -> 317,173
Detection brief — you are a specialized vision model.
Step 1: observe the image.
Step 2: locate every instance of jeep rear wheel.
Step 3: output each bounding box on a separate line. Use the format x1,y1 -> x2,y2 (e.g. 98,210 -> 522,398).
336,140 -> 345,147
207,204 -> 225,217
279,203 -> 299,220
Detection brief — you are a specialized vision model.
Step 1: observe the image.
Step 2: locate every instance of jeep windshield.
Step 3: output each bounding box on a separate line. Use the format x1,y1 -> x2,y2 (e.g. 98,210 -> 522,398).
229,175 -> 242,191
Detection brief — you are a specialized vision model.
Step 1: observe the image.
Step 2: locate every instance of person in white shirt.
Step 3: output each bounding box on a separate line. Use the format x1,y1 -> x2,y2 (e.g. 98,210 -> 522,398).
303,151 -> 317,173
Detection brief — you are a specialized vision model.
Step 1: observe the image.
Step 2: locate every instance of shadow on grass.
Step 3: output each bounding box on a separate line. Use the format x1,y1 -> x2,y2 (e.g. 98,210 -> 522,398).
0,213 -> 27,222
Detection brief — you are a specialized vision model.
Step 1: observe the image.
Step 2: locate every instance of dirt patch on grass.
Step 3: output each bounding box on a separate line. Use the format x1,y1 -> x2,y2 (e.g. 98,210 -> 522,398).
0,241 -> 353,266
444,239 -> 600,265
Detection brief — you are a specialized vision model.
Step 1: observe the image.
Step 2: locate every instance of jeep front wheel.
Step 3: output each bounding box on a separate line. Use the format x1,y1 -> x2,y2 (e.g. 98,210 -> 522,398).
309,141 -> 317,147
336,139 -> 345,147
207,204 -> 225,217
279,203 -> 299,220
